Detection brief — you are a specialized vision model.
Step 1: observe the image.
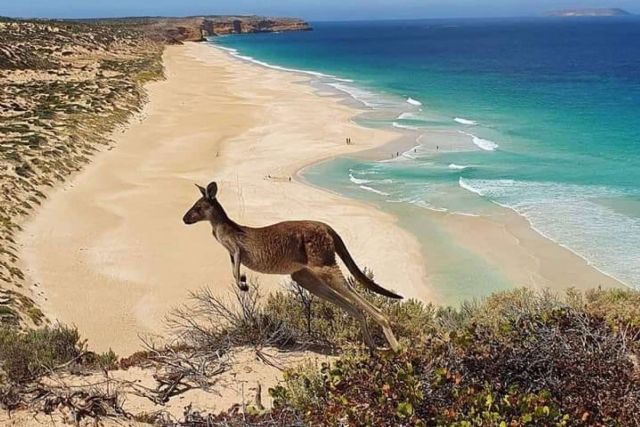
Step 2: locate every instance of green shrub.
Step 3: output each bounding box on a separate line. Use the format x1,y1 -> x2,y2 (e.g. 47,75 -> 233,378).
263,280 -> 436,350
0,324 -> 84,383
265,289 -> 640,426
579,288 -> 640,335
85,348 -> 119,371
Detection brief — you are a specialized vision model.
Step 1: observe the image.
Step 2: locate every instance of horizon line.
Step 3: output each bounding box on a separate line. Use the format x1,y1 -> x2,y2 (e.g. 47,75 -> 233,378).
1,12 -> 638,22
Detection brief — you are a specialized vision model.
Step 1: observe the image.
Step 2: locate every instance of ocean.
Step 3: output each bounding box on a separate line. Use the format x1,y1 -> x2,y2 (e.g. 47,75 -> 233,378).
213,17 -> 640,301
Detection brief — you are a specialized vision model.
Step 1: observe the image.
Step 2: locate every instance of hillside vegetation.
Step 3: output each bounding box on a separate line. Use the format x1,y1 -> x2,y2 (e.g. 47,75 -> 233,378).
1,284 -> 638,425
0,18 -> 164,326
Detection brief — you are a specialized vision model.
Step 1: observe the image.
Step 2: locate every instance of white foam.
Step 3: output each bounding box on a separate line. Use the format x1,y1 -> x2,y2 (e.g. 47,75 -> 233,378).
214,44 -> 353,82
406,97 -> 422,106
216,46 -> 239,54
359,185 -> 390,196
448,163 -> 470,170
397,112 -> 416,119
412,200 -> 448,212
458,177 -> 485,196
402,144 -> 422,157
459,131 -> 499,151
326,82 -> 390,108
452,211 -> 481,217
348,173 -> 370,185
386,193 -> 447,212
454,117 -> 477,125
392,121 -> 420,130
458,178 -> 640,288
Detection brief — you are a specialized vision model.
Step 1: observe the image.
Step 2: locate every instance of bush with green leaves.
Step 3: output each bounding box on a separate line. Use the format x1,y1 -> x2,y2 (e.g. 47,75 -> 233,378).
0,324 -> 118,384
262,278 -> 437,350
0,324 -> 83,383
264,288 -> 640,426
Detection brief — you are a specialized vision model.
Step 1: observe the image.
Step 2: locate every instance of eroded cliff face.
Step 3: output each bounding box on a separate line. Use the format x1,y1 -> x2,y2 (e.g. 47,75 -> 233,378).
69,16 -> 311,44
202,16 -> 312,36
132,16 -> 311,43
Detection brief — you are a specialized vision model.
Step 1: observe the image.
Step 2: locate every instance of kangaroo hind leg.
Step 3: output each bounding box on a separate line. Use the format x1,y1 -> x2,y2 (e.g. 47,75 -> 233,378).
312,265 -> 400,352
291,268 -> 376,350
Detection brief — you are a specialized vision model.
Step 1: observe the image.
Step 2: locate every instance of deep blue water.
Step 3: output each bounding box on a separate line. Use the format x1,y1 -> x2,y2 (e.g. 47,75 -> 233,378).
214,18 -> 640,292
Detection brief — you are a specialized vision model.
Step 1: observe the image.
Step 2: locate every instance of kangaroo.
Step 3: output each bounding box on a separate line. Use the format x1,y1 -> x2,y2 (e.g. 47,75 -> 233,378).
182,181 -> 402,351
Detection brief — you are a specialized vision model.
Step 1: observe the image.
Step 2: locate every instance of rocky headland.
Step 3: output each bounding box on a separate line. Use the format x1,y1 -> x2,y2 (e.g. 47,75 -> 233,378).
76,16 -> 312,43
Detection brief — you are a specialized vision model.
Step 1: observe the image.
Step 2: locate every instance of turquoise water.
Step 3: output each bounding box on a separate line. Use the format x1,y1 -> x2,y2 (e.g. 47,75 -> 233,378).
213,18 -> 640,296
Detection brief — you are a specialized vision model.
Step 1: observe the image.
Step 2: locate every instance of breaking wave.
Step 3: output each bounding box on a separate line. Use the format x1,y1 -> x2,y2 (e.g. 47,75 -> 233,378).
454,117 -> 477,125
449,163 -> 470,170
458,177 -> 640,287
359,185 -> 390,196
459,131 -> 499,151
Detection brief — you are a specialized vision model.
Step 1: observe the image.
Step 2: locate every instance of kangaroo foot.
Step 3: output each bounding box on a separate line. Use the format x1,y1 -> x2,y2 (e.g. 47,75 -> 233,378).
239,274 -> 248,291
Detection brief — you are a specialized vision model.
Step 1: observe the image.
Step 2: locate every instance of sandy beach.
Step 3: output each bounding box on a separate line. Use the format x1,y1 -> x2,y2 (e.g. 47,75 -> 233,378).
18,43 -> 429,354
17,41 -> 623,354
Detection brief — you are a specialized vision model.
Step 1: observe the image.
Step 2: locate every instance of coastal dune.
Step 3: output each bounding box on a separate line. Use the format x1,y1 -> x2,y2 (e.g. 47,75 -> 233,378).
18,43 -> 429,353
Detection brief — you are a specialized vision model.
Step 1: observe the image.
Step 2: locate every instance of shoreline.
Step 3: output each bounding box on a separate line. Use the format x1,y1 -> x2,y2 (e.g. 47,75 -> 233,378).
222,42 -> 625,298
17,42 -> 431,354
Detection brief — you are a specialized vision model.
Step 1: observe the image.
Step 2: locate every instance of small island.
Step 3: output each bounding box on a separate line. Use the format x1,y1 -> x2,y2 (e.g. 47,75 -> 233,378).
545,8 -> 632,17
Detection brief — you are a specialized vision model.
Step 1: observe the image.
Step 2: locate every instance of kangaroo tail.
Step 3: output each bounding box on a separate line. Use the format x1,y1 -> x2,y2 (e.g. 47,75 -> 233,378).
329,228 -> 403,299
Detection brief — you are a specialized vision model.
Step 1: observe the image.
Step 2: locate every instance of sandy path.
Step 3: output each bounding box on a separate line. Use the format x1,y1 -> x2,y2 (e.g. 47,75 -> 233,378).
18,43 -> 429,354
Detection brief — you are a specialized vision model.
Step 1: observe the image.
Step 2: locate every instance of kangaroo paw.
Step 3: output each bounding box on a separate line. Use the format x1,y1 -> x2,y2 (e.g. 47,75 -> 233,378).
239,274 -> 248,291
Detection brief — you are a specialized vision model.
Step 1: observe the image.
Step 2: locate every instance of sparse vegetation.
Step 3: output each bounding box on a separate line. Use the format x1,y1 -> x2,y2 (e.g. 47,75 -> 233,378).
0,285 -> 638,425
160,286 -> 639,426
0,19 -> 164,325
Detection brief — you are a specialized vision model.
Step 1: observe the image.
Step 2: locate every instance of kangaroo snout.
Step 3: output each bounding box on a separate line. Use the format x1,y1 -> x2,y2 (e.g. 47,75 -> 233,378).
183,212 -> 197,225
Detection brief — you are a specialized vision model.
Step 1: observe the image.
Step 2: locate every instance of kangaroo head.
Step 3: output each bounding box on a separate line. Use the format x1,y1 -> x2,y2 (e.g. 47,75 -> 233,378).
183,181 -> 219,225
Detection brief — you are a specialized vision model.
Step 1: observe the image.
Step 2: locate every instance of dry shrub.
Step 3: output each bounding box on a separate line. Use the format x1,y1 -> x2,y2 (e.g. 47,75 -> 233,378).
166,283 -> 299,353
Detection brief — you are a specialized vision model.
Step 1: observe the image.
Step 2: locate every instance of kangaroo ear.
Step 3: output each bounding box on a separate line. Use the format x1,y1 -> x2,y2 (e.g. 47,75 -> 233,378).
195,184 -> 207,198
206,181 -> 218,200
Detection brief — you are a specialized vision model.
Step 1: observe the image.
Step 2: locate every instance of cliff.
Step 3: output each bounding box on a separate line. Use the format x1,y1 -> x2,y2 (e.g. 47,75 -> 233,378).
202,16 -> 312,36
75,16 -> 312,43
545,8 -> 632,17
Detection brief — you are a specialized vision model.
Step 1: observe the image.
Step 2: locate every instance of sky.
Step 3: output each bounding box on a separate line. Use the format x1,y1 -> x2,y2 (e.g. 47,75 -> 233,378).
1,0 -> 638,21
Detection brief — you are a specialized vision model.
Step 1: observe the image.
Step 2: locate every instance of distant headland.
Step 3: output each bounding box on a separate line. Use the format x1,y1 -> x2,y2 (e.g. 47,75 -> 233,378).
77,15 -> 312,42
3,15 -> 312,43
545,8 -> 632,17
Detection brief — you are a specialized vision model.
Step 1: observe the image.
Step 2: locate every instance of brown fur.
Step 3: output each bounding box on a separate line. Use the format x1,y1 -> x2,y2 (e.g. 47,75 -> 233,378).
183,181 -> 401,351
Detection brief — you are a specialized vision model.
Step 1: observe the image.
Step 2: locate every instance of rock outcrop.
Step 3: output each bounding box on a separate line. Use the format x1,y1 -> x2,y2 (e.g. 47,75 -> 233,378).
202,16 -> 311,36
74,16 -> 312,44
